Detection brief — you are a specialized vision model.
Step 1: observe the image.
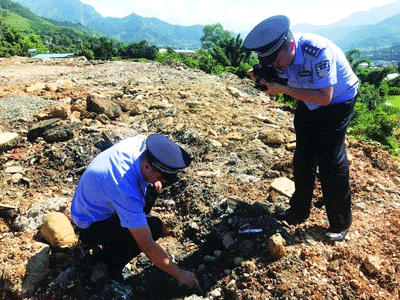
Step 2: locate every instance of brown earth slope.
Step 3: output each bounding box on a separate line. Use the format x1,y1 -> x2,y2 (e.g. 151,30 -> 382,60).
0,57 -> 399,300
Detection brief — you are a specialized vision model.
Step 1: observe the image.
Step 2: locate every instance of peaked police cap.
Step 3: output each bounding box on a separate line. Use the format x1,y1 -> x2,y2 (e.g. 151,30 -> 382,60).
244,15 -> 290,64
145,134 -> 192,177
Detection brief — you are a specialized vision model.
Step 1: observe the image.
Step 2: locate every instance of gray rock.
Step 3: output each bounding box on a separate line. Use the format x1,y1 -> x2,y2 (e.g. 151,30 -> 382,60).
22,244 -> 50,295
233,257 -> 244,266
86,94 -> 122,119
0,132 -> 22,153
203,255 -> 218,264
14,197 -> 69,230
43,123 -> 81,143
5,166 -> 23,174
27,118 -> 61,142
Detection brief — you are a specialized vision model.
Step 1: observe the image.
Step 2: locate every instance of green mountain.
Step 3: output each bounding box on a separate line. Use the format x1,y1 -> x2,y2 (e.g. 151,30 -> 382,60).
11,0 -> 102,25
0,0 -> 98,51
12,0 -> 204,48
335,13 -> 400,50
291,1 -> 400,51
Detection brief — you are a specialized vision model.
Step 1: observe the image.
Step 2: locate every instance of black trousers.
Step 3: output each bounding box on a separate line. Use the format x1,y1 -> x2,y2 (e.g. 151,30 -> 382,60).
78,215 -> 163,280
291,96 -> 357,231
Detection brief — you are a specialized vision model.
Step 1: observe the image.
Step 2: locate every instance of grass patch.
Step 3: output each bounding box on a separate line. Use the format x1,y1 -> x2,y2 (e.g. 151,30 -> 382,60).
388,95 -> 400,108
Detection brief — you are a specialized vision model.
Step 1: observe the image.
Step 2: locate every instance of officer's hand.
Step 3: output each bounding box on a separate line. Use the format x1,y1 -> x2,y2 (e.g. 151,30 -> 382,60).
149,181 -> 163,193
177,270 -> 201,292
260,80 -> 284,95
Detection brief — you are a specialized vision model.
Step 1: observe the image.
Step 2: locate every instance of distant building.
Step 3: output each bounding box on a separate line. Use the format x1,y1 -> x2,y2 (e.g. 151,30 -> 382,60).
159,48 -> 195,54
385,73 -> 400,81
27,49 -> 37,57
31,53 -> 75,59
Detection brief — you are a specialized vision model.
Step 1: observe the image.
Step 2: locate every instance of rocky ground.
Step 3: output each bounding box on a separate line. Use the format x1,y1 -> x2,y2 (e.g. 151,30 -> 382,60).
0,56 -> 399,300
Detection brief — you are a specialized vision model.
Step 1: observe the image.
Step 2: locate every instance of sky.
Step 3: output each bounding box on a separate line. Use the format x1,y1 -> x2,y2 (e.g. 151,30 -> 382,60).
80,0 -> 398,33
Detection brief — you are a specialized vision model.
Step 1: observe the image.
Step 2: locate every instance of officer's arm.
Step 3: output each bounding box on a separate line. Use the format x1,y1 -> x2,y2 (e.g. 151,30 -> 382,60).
279,85 -> 333,106
263,81 -> 333,106
129,225 -> 200,290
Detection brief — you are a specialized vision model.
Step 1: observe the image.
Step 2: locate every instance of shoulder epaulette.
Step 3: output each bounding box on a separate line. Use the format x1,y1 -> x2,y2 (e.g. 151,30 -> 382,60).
301,44 -> 321,58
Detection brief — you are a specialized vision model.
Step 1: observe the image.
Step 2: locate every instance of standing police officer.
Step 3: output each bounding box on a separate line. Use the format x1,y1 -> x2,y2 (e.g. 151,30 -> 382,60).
71,134 -> 200,290
244,15 -> 359,242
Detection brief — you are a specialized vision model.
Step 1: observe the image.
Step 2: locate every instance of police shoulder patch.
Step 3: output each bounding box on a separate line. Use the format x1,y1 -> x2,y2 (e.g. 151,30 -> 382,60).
301,44 -> 321,58
315,60 -> 330,78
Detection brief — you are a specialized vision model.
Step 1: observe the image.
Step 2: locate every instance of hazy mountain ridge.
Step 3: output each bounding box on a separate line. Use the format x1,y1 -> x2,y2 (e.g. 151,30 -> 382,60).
291,0 -> 400,51
12,0 -> 204,48
7,0 -> 400,52
11,0 -> 102,25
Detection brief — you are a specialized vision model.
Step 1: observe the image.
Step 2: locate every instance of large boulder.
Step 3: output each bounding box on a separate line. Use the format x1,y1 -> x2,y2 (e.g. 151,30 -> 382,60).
41,212 -> 78,248
86,94 -> 122,119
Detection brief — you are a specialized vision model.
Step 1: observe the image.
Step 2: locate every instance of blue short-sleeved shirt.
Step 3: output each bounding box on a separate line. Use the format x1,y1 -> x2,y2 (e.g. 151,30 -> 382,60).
279,33 -> 359,110
71,135 -> 150,229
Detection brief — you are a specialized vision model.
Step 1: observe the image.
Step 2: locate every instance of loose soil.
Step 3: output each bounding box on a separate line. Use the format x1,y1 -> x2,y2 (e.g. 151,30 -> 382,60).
0,57 -> 399,300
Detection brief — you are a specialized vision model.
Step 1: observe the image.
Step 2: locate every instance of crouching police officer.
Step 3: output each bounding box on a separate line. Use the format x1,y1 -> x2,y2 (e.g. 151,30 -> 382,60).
244,15 -> 359,242
71,134 -> 200,290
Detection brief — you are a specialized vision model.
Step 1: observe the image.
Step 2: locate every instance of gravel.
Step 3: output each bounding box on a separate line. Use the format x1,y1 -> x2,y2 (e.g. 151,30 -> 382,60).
0,96 -> 58,123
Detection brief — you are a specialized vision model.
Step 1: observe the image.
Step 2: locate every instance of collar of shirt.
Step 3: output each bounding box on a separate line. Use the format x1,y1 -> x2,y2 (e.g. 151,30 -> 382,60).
134,154 -> 149,199
292,37 -> 305,66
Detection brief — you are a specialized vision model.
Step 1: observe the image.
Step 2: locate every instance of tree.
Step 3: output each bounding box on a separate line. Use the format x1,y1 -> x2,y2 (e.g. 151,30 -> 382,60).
22,34 -> 48,54
200,23 -> 251,77
0,21 -> 25,56
201,23 -> 232,52
345,48 -> 371,72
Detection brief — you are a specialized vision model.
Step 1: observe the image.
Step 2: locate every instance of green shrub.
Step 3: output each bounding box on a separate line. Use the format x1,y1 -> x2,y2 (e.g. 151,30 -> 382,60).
388,87 -> 400,95
350,103 -> 400,151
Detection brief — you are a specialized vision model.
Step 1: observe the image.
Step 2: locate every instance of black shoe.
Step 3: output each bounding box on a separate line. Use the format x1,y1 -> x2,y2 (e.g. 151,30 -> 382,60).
275,210 -> 307,225
325,228 -> 349,242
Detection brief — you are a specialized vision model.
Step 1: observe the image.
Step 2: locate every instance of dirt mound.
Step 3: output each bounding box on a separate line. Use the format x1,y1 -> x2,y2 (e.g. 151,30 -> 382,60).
0,57 -> 399,300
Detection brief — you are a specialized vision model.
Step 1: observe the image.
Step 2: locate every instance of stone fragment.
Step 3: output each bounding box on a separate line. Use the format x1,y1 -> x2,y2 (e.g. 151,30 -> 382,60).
42,123 -> 81,143
213,250 -> 222,259
233,257 -> 244,266
86,94 -> 122,119
45,83 -> 57,92
242,261 -> 257,273
202,255 -> 218,264
286,142 -> 296,150
26,82 -> 46,92
129,103 -> 148,116
22,244 -> 50,295
210,288 -> 222,297
70,111 -> 81,122
224,269 -> 232,275
41,212 -> 78,248
364,255 -> 381,275
209,139 -> 222,147
221,232 -> 235,249
267,233 -> 286,260
270,177 -> 295,198
27,118 -> 61,142
197,264 -> 206,273
259,129 -> 285,145
14,197 -> 69,230
3,243 -> 50,298
239,240 -> 254,255
328,260 -> 340,271
0,132 -> 22,153
95,113 -> 110,124
226,86 -> 245,98
49,105 -> 70,119
12,173 -> 23,183
5,166 -> 23,174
